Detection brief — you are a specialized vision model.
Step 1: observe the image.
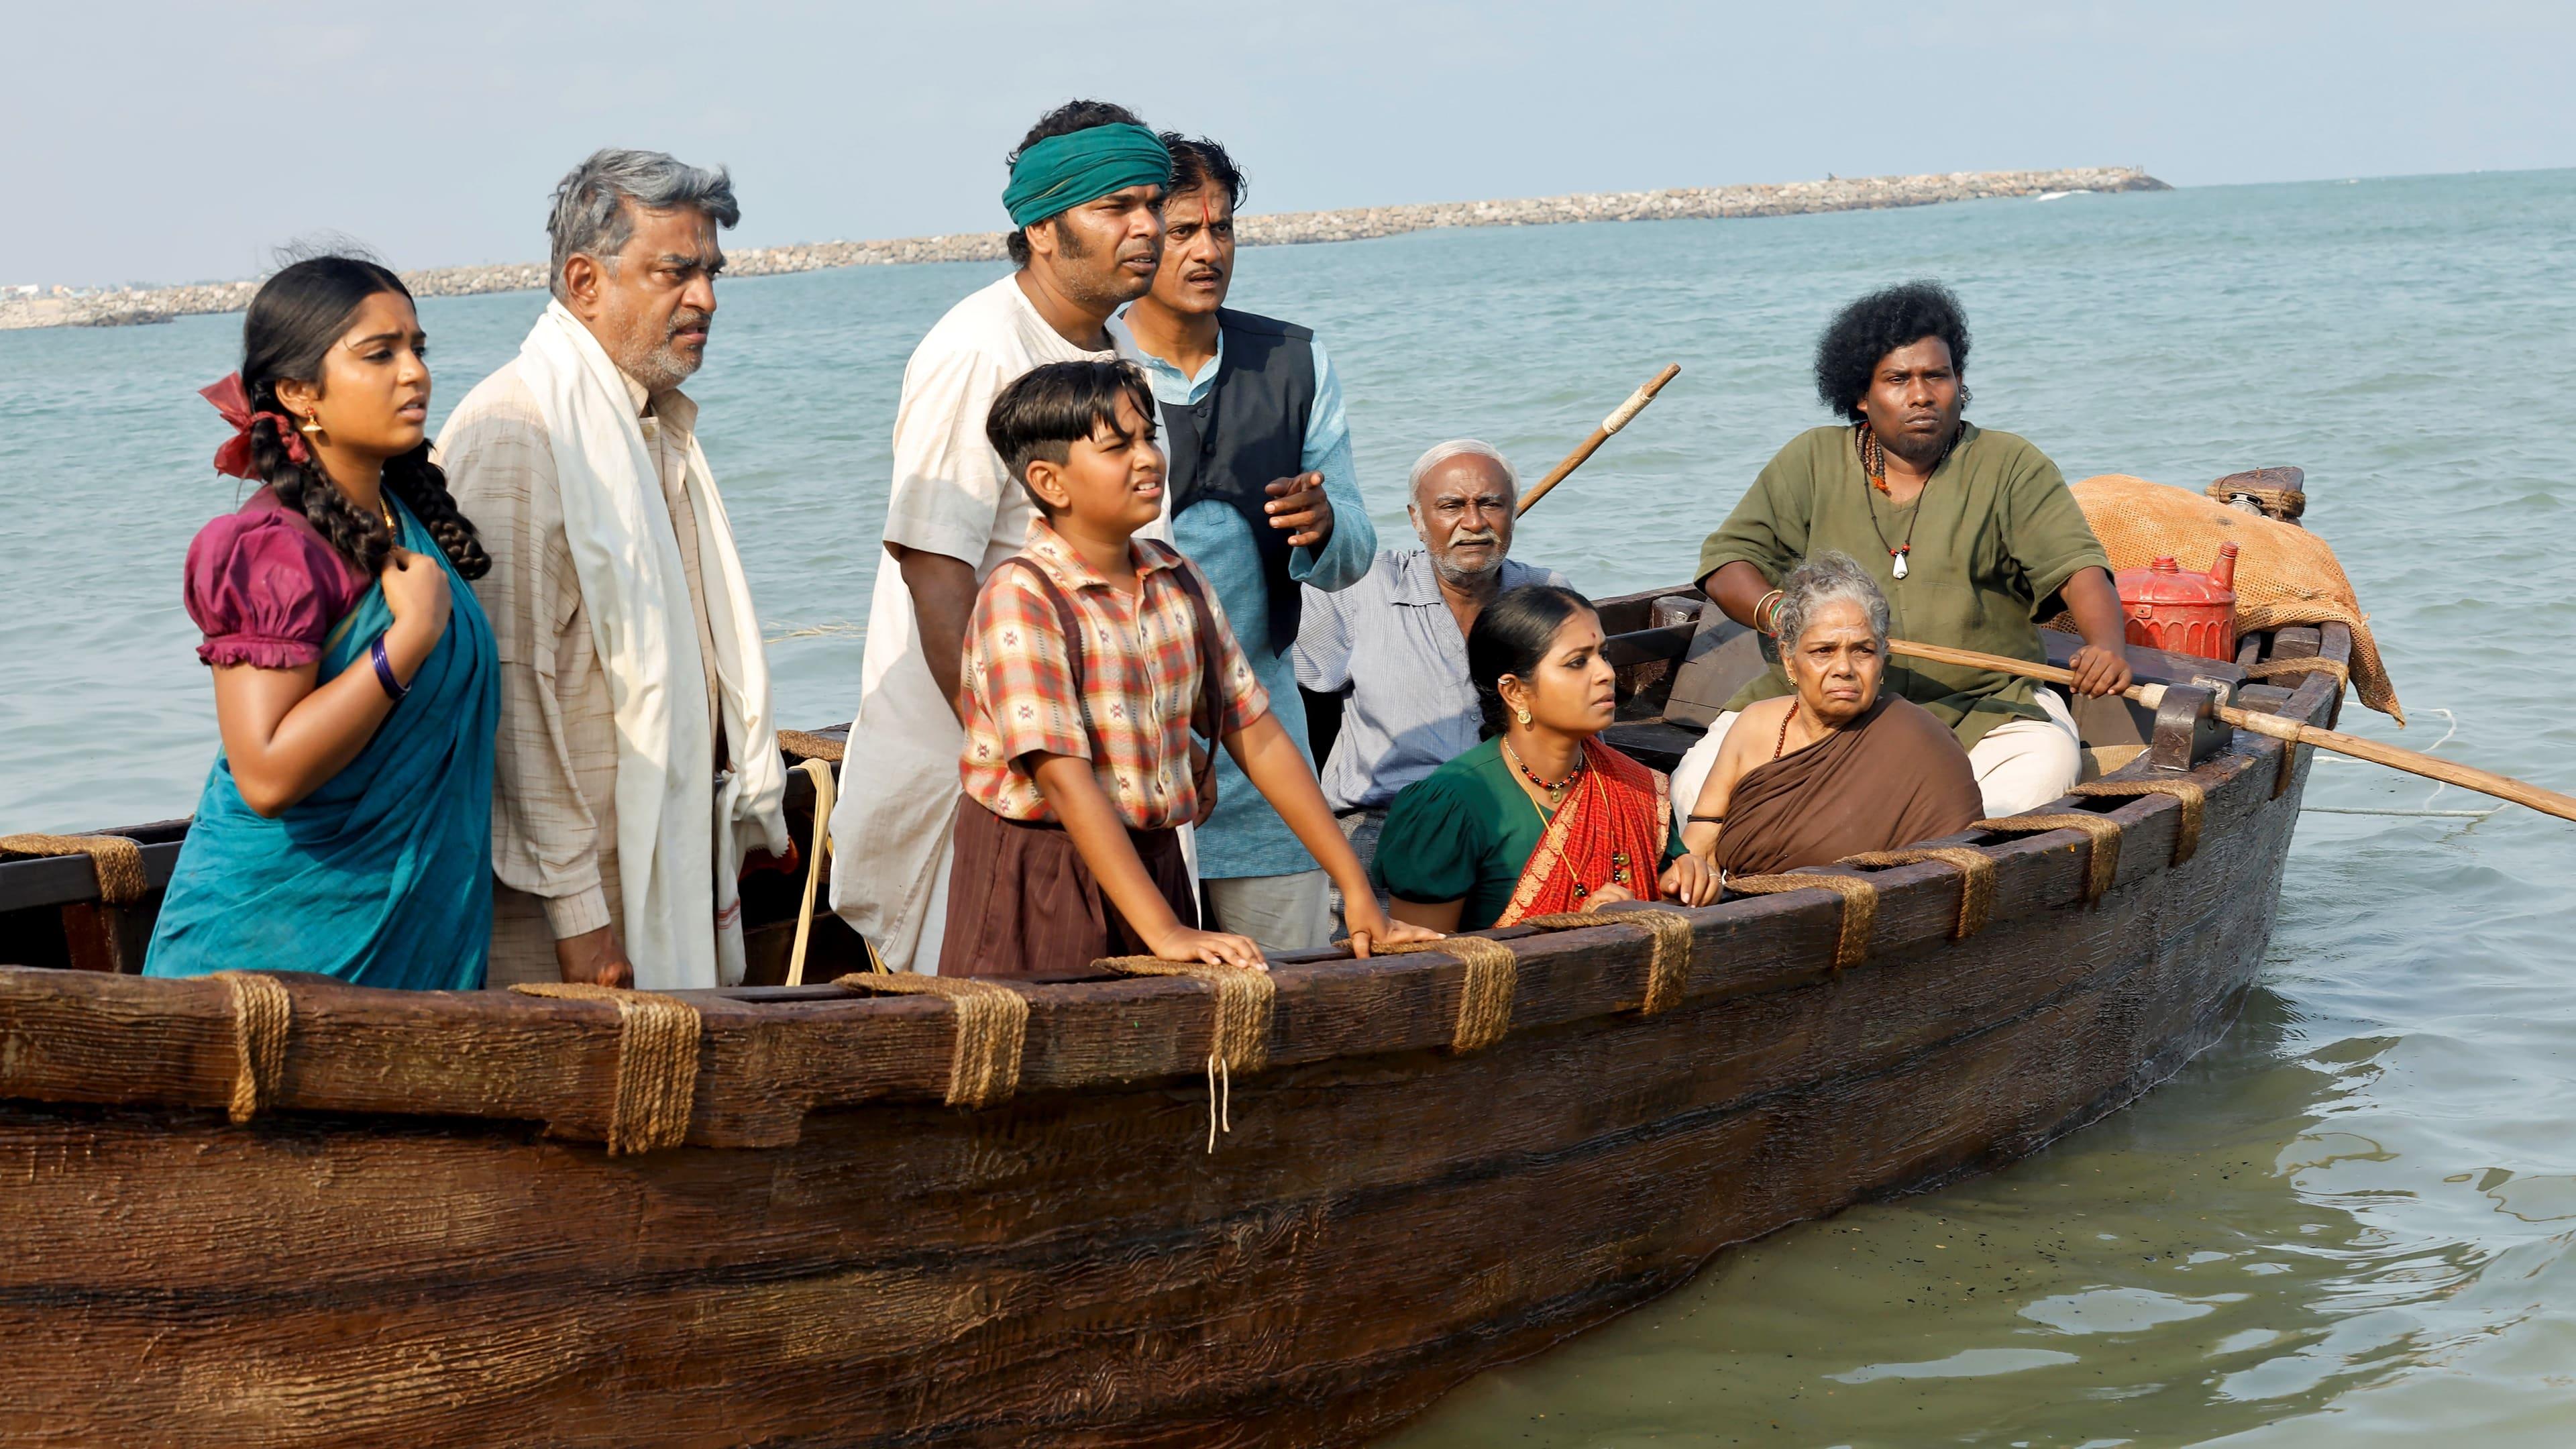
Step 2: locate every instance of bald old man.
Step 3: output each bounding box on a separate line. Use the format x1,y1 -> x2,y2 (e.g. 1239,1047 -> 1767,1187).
1295,441 -> 1567,867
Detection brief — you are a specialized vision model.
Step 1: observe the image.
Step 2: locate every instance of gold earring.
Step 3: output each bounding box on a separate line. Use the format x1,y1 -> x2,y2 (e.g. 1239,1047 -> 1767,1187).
299,415 -> 323,438
1515,708 -> 1532,726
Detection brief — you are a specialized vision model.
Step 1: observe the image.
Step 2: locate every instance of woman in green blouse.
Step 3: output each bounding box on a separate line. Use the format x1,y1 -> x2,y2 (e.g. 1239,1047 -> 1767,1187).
1373,586 -> 1718,932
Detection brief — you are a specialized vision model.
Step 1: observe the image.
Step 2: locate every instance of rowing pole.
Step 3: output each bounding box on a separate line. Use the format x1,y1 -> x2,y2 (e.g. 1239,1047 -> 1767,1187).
1495,371 -> 2571,821
1888,637 -> 2576,824
1514,364 -> 1683,516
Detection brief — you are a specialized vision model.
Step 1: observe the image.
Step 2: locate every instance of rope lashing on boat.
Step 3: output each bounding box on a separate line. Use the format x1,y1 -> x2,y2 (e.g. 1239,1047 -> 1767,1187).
2068,777 -> 2208,865
834,973 -> 1029,1109
1097,958 -> 1277,1150
1723,873 -> 1879,970
1517,907 -> 1699,1015
1972,812 -> 2125,905
2243,656 -> 2345,802
2241,656 -> 2349,688
2272,735 -> 2302,799
509,983 -> 702,1154
0,833 -> 146,904
2204,478 -> 2306,520
1833,847 -> 1996,941
1379,934 -> 1519,1053
208,971 -> 288,1124
776,729 -> 847,765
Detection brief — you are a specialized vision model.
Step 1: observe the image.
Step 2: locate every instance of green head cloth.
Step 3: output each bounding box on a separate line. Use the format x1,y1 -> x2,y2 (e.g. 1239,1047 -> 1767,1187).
1003,123 -> 1173,230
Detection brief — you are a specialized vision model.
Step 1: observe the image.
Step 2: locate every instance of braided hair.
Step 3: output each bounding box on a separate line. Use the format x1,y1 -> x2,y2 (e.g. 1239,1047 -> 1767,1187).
240,257 -> 489,580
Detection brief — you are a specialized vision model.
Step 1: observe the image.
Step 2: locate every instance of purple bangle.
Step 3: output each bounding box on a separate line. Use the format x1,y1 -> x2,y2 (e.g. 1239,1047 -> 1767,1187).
370,636 -> 409,702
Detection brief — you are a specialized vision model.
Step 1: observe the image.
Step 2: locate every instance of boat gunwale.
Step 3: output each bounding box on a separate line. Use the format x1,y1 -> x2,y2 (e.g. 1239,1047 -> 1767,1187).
0,618 -> 2347,1150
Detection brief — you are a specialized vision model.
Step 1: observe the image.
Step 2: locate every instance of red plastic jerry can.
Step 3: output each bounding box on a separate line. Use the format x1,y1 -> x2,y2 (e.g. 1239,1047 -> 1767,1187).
2117,543 -> 2239,661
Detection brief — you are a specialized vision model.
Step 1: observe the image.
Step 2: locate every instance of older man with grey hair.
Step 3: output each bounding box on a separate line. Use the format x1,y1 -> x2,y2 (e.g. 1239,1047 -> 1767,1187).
1295,439 -> 1567,869
438,147 -> 788,991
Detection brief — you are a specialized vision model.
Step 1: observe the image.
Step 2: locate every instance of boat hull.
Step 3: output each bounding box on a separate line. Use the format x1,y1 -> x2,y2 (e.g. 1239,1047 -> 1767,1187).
0,743 -> 2307,1446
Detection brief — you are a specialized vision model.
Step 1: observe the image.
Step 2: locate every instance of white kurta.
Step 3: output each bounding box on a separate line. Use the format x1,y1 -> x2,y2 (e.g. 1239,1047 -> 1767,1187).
510,303 -> 789,989
828,276 -> 1124,972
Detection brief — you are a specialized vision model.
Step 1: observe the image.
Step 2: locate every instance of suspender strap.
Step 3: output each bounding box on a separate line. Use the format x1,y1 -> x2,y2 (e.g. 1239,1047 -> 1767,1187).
995,553 -> 1229,816
996,557 -> 1086,695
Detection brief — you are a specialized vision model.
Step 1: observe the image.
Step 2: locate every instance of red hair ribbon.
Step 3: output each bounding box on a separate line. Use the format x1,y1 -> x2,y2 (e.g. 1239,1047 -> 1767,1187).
199,372 -> 309,478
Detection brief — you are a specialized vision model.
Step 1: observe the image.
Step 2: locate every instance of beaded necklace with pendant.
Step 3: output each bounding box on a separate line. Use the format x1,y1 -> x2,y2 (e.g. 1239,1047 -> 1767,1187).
1856,422 -> 1962,580
1501,738 -> 1583,810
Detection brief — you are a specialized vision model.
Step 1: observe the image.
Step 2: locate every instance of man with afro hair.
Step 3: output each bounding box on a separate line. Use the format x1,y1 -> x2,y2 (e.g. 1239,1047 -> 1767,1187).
1671,280 -> 2134,821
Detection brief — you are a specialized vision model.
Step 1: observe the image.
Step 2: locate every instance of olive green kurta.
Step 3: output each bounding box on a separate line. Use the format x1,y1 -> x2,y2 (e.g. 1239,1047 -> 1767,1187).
1696,423 -> 2110,750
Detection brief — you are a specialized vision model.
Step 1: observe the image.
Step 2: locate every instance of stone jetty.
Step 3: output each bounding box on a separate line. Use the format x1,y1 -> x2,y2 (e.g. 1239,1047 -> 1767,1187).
1,166 -> 2164,331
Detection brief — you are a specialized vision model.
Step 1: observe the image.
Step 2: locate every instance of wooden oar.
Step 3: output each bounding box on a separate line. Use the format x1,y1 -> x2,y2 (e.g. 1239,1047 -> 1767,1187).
1889,637 -> 2576,824
1515,364 -> 1682,516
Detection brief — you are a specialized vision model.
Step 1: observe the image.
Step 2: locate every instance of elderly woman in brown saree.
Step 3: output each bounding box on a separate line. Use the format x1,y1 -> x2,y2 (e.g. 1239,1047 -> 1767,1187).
1681,551 -> 1982,875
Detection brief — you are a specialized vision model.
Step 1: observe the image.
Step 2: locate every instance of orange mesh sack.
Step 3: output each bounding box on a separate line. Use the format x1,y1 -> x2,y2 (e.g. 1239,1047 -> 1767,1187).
2066,474 -> 2401,723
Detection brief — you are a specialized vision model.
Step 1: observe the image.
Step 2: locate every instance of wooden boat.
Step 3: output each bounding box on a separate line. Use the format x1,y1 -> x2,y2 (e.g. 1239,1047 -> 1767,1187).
0,474 -> 2348,1446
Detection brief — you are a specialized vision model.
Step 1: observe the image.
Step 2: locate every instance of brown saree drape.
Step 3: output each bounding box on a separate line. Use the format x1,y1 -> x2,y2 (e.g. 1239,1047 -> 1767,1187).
1714,696 -> 1984,877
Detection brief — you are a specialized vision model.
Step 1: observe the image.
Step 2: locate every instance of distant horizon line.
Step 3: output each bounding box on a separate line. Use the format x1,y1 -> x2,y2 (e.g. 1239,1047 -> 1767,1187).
18,156 -> 2576,299
5,165 -> 2182,332
11,160 -> 2569,299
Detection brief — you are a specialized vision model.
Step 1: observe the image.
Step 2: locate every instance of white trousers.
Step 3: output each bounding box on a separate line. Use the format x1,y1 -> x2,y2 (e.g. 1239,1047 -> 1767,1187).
1668,687 -> 2082,827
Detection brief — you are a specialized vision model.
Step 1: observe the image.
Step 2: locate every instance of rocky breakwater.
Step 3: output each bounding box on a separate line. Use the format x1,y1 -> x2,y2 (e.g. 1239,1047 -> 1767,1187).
1237,165 -> 2166,244
0,166 -> 2165,332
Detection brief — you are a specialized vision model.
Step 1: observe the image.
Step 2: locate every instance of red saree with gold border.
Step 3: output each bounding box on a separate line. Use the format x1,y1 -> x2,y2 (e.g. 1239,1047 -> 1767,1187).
1496,739 -> 1672,926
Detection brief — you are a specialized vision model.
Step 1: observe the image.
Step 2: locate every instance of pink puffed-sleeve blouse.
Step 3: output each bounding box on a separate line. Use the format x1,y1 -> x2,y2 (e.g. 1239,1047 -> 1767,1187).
182,490 -> 366,669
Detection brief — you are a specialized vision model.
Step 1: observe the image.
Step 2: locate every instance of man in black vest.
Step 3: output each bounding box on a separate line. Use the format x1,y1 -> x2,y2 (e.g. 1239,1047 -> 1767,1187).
1112,134 -> 1379,953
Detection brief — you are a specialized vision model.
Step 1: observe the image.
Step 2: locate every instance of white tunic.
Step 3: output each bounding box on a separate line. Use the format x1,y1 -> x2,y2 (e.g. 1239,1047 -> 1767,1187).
827,276 -> 1120,972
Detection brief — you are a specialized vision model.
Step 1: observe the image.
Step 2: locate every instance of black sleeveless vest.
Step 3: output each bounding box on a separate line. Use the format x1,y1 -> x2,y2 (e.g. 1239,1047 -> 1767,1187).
1157,308 -> 1316,653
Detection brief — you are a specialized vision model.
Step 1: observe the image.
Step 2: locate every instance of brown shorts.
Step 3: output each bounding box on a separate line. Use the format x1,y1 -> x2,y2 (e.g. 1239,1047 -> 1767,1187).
937,800 -> 1195,979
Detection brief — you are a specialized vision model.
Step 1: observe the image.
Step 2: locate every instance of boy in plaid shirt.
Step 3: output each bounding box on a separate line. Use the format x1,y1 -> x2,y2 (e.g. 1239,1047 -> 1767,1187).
939,360 -> 1430,977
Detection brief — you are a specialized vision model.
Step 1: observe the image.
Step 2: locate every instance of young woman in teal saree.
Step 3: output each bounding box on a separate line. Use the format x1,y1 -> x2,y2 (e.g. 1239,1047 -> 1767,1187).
146,258 -> 500,991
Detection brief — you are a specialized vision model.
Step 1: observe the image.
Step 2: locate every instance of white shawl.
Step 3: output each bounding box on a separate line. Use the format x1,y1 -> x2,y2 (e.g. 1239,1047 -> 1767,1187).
515,301 -> 788,988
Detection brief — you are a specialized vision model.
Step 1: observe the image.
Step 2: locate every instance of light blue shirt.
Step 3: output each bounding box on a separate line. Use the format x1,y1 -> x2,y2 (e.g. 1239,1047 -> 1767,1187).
1118,321 -> 1378,878
1295,550 -> 1570,812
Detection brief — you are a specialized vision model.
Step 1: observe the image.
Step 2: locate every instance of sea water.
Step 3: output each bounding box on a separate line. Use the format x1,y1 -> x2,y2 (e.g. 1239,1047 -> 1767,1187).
3,168 -> 2573,1445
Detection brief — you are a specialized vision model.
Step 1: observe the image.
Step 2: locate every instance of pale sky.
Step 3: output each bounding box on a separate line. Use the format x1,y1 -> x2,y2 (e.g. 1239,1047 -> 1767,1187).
9,0 -> 2571,286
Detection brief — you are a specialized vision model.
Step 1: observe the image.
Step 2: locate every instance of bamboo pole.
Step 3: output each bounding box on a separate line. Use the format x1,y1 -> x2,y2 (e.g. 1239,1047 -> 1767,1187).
1514,364 -> 1682,516
1888,637 -> 2576,824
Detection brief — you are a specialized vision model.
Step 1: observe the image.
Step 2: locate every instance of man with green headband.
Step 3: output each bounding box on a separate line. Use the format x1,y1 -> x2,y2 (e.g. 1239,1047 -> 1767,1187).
830,100 -> 1172,973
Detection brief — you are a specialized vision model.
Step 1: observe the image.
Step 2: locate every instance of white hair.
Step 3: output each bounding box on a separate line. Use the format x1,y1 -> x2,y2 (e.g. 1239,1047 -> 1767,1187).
1407,439 -> 1518,502
1774,550 -> 1891,651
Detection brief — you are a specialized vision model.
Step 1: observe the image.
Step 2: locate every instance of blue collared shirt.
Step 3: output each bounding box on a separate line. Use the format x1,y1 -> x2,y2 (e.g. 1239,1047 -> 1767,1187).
1294,549 -> 1569,812
1114,317 -> 1379,878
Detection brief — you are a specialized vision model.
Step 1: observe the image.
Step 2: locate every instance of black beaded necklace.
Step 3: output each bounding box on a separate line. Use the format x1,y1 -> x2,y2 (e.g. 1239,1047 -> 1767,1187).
1856,421 -> 1962,580
1502,738 -> 1583,809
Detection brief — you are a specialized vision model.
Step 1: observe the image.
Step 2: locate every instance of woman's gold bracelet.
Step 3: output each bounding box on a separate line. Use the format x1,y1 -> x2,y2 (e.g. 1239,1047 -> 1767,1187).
1754,588 -> 1785,636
